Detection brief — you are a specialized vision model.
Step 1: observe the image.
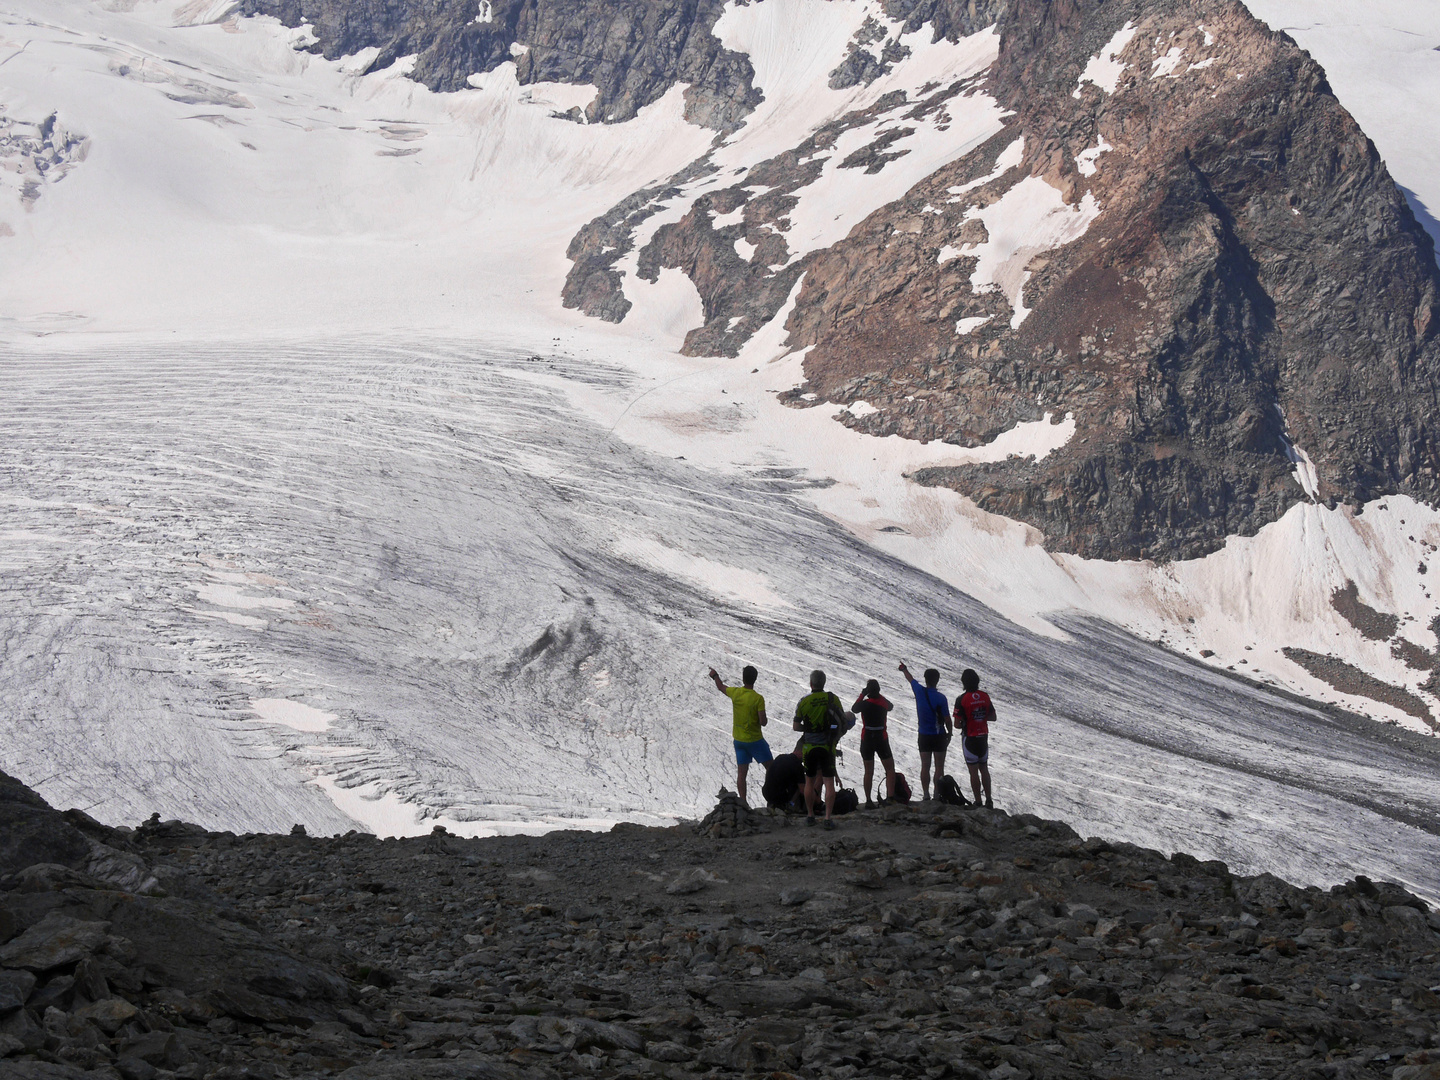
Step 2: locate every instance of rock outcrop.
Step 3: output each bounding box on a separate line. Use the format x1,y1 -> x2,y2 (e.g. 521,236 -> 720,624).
575,0 -> 1440,561
4,769 -> 1440,1079
794,0 -> 1440,560
237,0 -> 761,129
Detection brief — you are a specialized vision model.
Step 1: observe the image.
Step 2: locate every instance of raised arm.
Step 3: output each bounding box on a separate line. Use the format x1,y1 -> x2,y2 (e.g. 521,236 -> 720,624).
707,667 -> 728,695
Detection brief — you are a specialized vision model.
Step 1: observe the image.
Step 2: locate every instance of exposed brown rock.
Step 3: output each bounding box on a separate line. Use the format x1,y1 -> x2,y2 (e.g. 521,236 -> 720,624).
791,0 -> 1440,560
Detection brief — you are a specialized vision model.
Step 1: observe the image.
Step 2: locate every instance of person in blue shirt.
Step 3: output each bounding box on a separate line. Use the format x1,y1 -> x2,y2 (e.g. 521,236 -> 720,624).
899,660 -> 952,801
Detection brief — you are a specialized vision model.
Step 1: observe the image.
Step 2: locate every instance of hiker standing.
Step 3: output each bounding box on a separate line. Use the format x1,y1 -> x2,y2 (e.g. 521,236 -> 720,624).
709,665 -> 771,806
899,661 -> 952,800
853,679 -> 895,807
793,669 -> 844,829
954,667 -> 995,809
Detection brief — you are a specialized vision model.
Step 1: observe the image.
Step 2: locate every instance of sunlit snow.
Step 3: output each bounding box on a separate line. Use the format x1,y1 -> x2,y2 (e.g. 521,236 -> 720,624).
1073,22 -> 1138,97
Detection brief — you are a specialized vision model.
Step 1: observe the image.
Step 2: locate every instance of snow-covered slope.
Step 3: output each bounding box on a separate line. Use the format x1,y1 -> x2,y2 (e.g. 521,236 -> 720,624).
2,0 -> 1439,898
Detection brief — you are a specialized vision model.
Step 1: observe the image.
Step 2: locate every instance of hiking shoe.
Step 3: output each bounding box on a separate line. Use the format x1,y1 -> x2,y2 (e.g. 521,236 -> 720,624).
805,816 -> 816,827
864,799 -> 874,810
823,819 -> 836,830
984,797 -> 994,809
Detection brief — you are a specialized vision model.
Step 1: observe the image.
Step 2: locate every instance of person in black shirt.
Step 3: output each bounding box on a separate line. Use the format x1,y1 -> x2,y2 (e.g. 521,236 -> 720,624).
761,750 -> 806,810
853,678 -> 895,807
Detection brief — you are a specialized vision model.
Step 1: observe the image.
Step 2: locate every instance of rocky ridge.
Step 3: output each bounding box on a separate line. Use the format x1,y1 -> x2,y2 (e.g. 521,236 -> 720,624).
4,769 -> 1440,1080
235,0 -> 760,130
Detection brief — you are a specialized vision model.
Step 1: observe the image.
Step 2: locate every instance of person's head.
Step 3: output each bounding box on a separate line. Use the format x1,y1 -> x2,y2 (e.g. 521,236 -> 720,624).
961,668 -> 980,691
924,668 -> 940,688
742,665 -> 758,687
864,678 -> 880,697
810,669 -> 826,691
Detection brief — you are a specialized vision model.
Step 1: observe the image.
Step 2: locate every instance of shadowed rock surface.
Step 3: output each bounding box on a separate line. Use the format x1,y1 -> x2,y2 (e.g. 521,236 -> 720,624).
235,0 -> 762,129
3,769 -> 1439,1079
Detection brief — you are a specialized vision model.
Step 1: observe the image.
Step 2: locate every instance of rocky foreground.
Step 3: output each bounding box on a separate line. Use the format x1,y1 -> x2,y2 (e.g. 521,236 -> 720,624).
3,776 -> 1440,1080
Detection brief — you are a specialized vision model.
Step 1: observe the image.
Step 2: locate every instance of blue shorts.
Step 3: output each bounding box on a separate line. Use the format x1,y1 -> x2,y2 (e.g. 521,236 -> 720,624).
734,739 -> 774,766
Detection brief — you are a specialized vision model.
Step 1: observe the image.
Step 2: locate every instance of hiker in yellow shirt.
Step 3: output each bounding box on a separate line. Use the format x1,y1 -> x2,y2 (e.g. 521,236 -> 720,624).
708,665 -> 772,806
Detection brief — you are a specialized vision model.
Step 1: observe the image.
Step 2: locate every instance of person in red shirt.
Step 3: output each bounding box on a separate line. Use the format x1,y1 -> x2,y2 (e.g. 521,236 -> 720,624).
953,668 -> 995,809
852,679 -> 895,807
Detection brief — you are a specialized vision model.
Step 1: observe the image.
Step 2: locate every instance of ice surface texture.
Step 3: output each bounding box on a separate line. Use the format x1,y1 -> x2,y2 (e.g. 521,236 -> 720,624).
1,341 -> 1438,903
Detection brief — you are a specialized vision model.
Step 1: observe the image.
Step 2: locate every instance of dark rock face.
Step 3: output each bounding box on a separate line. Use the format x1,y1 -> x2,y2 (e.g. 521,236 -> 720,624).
0,772 -> 90,878
4,768 -> 1440,1079
561,0 -> 1007,345
237,0 -> 760,128
787,0 -> 1440,560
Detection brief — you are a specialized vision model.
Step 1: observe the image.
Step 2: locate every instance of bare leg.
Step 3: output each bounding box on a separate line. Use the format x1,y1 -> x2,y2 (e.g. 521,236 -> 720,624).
863,757 -> 874,803
980,764 -> 992,806
935,749 -> 947,790
920,752 -> 933,799
883,759 -> 896,799
968,763 -> 983,803
804,774 -> 816,818
824,777 -> 835,820
737,763 -> 749,805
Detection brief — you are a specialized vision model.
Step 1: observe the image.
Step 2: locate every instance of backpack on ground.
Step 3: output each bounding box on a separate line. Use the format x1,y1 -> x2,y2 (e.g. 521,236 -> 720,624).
937,774 -> 968,806
833,788 -> 859,815
891,772 -> 912,804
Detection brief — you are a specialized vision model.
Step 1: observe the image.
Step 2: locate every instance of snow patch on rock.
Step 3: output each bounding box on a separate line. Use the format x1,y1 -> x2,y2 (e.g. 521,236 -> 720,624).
963,177 -> 1101,328
1074,21 -> 1137,97
1075,134 -> 1112,177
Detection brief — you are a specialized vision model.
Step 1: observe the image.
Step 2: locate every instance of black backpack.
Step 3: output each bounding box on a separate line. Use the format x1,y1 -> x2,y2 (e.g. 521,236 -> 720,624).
937,774 -> 968,806
833,788 -> 859,815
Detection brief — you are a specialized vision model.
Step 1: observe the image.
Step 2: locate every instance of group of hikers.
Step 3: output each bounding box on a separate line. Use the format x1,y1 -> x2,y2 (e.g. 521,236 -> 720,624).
707,661 -> 996,830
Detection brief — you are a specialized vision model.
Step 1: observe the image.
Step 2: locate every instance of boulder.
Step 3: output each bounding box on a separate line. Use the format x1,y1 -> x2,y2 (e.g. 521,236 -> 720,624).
0,969 -> 37,1012
116,1030 -> 192,1069
72,996 -> 139,1034
338,1059 -> 523,1080
666,868 -> 722,895
1383,905 -> 1435,942
702,977 -> 845,1016
0,1004 -> 45,1052
0,913 -> 110,972
0,771 -> 90,879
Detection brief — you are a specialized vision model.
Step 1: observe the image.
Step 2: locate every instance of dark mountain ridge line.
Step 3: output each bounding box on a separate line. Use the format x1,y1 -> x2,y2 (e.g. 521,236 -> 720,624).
4,767 -> 1440,1079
